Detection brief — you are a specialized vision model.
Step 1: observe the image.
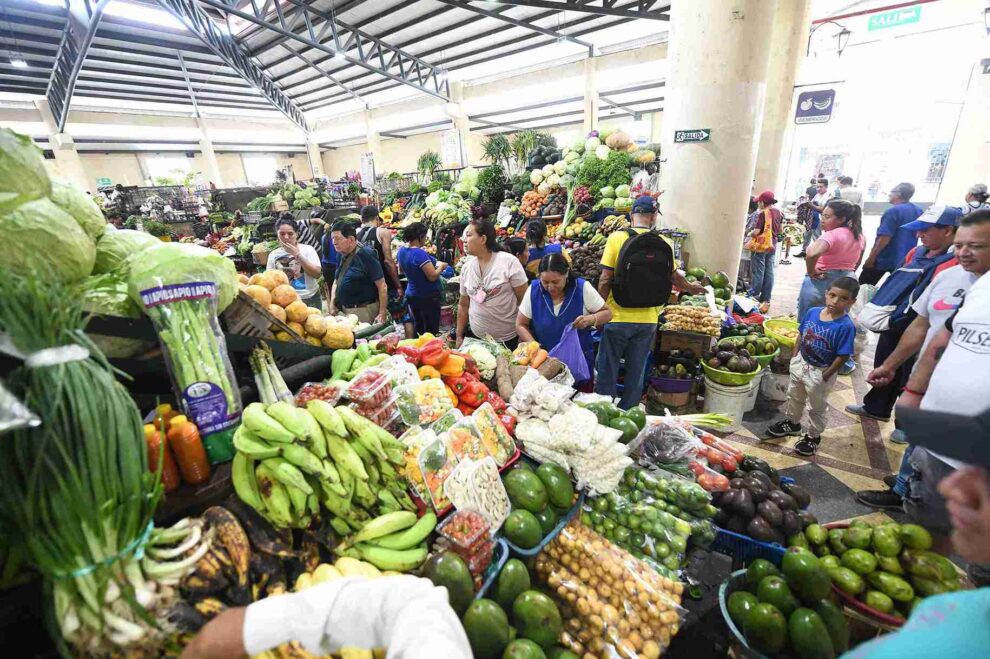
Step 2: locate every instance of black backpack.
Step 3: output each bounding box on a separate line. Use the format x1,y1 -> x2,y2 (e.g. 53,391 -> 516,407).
612,228 -> 674,308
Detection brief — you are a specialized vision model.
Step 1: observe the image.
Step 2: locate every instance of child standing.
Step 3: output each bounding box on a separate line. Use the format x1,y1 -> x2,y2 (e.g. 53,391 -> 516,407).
767,277 -> 860,456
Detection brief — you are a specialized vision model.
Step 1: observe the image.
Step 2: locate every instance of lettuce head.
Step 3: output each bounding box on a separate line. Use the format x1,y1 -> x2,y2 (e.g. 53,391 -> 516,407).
82,275 -> 153,358
127,242 -> 238,311
0,128 -> 51,213
50,179 -> 105,241
94,229 -> 160,275
0,198 -> 95,282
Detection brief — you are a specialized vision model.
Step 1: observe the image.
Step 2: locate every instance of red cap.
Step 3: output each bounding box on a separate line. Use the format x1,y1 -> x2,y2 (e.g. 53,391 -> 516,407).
756,191 -> 777,205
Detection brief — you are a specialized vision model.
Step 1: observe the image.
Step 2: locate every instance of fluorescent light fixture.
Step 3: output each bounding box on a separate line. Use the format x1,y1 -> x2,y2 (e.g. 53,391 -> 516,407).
11,59 -> 28,68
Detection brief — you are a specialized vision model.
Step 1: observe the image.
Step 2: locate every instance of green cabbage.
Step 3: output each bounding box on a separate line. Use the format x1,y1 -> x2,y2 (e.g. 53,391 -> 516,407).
0,198 -> 95,282
127,242 -> 238,311
615,184 -> 631,198
0,128 -> 51,213
94,229 -> 160,275
83,276 -> 153,358
50,180 -> 106,241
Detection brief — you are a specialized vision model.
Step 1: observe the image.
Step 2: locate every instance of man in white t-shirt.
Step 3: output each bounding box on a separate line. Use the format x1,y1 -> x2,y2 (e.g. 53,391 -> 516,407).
857,210 -> 990,511
836,176 -> 863,207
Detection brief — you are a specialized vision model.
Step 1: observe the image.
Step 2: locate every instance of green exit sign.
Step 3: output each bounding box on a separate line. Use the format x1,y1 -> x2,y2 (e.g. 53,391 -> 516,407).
96,177 -> 112,187
868,6 -> 921,31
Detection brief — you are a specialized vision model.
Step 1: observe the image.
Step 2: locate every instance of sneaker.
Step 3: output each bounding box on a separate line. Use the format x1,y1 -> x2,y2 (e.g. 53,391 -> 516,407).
845,404 -> 890,422
889,429 -> 908,445
794,252 -> 807,258
759,302 -> 771,314
767,419 -> 802,438
839,362 -> 856,376
883,474 -> 897,488
856,489 -> 904,511
794,435 -> 821,456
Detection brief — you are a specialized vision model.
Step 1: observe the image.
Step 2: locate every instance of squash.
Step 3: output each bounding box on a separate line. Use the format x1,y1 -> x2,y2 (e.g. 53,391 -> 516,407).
605,130 -> 632,150
286,321 -> 305,337
304,314 -> 327,338
285,300 -> 310,323
268,304 -> 287,322
244,284 -> 272,307
322,324 -> 354,350
274,331 -> 293,342
271,284 -> 299,307
306,336 -> 322,347
237,273 -> 249,285
267,269 -> 289,287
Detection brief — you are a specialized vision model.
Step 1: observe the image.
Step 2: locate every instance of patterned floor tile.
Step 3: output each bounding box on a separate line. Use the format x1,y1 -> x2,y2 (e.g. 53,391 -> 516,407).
777,463 -> 878,524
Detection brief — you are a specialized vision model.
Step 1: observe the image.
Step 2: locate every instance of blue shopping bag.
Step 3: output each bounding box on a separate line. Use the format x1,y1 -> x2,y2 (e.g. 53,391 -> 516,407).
548,325 -> 591,383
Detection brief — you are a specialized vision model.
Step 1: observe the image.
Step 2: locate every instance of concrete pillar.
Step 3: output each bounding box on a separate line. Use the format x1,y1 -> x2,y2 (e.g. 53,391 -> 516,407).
195,118 -> 224,187
448,81 -> 470,168
753,0 -> 811,195
659,0 -> 778,280
32,99 -> 89,191
307,140 -> 325,178
937,62 -> 990,206
583,57 -> 598,134
650,111 -> 663,143
364,109 -> 384,176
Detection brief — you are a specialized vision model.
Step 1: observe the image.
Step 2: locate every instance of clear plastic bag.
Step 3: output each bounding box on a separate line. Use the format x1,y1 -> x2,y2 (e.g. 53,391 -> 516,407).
376,354 -> 421,388
398,427 -> 437,502
629,416 -> 701,465
444,417 -> 490,462
418,436 -> 459,512
471,402 -> 515,465
430,407 -> 464,434
535,519 -> 687,658
396,378 -> 454,427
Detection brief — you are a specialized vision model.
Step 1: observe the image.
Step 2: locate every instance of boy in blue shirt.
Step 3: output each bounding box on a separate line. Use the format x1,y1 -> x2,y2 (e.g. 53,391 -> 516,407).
767,277 -> 859,456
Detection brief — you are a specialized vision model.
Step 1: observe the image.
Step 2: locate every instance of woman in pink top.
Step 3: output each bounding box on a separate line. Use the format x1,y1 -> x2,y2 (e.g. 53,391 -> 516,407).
797,199 -> 866,324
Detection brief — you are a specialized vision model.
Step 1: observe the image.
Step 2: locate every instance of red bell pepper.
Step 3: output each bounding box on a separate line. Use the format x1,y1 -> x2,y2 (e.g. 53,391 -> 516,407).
460,381 -> 488,407
395,345 -> 422,366
443,374 -> 470,395
457,402 -> 476,416
485,391 -> 507,413
419,338 -> 450,367
499,414 -> 516,437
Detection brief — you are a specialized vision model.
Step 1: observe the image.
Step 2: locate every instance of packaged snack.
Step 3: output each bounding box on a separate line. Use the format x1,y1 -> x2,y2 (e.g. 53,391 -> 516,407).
294,381 -> 343,406
444,459 -> 474,511
430,407 -> 463,434
472,402 -> 515,465
445,418 -> 489,461
418,436 -> 459,512
346,368 -> 393,406
396,379 -> 454,426
464,457 -> 511,531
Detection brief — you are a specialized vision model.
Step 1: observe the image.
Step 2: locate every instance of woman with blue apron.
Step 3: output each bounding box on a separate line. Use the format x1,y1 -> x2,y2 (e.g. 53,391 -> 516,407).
515,253 -> 612,382
524,219 -> 563,277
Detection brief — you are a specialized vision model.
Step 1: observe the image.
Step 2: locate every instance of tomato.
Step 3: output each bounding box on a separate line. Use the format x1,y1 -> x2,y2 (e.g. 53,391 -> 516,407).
687,461 -> 704,476
707,447 -> 728,463
699,433 -> 714,447
712,474 -> 731,491
721,457 -> 737,472
697,473 -> 715,491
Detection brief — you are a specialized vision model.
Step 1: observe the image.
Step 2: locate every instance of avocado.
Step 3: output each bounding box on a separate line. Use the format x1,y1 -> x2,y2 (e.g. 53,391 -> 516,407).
503,639 -> 547,659
535,463 -> 574,509
608,416 -> 640,444
495,559 -> 531,611
716,350 -> 735,364
512,590 -> 562,649
757,576 -> 799,617
781,510 -> 803,537
546,649 -> 579,659
841,548 -> 878,575
742,477 -> 768,502
877,554 -> 905,575
503,470 -> 548,514
503,510 -> 543,549
865,571 -> 915,602
727,356 -> 745,373
741,455 -> 772,475
624,406 -> 647,431
814,598 -> 850,653
730,478 -> 746,489
729,488 -> 755,519
818,555 -> 841,570
756,500 -> 783,528
747,516 -> 776,543
423,552 -> 474,615
727,590 -> 759,629
584,402 -> 611,426
900,523 -> 934,550
463,599 -> 512,659
726,515 -> 748,535
781,482 -> 812,509
534,508 -> 559,536
843,526 -> 873,550
788,607 -> 836,659
828,566 -> 865,596
872,526 -> 902,557
766,489 -> 798,512
767,466 -> 782,486
743,603 -> 788,654
828,529 -> 849,555
747,470 -> 773,489
805,524 -> 827,546
782,547 -> 832,603
746,558 -> 782,588
864,590 -> 894,614
788,531 -> 809,549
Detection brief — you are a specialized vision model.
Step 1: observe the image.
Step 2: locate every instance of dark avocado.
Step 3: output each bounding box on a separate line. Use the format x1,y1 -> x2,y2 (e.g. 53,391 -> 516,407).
767,489 -> 798,512
742,477 -> 768,502
730,478 -> 745,489
740,455 -> 772,476
747,470 -> 773,489
781,510 -> 803,537
767,467 -> 781,486
781,482 -> 812,509
729,488 -> 755,519
747,516 -> 776,543
756,500 -> 783,527
726,515 -> 748,534
798,510 -> 819,529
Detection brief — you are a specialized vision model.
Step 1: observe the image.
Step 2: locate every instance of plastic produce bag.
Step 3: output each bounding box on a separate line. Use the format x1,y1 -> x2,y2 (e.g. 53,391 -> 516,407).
0,380 -> 40,433
535,519 -> 686,658
444,417 -> 489,461
629,416 -> 700,465
396,378 -> 453,426
548,324 -> 590,382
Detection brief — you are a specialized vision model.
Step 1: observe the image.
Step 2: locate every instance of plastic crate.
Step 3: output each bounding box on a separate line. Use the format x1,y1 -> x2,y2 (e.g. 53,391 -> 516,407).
502,493 -> 584,557
710,527 -> 786,568
648,375 -> 694,393
476,538 -> 509,600
719,570 -> 774,659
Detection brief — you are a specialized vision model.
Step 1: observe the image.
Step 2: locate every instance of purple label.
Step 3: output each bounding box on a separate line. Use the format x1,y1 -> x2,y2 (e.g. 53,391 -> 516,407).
182,381 -> 239,435
140,281 -> 217,309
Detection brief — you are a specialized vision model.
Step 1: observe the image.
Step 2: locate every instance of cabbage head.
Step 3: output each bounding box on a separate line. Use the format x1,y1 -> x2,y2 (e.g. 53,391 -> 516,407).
0,128 -> 50,213
0,198 -> 95,282
82,275 -> 154,358
94,229 -> 160,275
50,179 -> 106,241
127,242 -> 238,311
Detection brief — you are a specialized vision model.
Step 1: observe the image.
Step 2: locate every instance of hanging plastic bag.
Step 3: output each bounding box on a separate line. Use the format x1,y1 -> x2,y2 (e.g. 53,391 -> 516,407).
547,325 -> 590,383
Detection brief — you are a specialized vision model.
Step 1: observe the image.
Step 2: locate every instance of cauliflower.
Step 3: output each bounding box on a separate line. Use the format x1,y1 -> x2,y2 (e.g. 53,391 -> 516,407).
537,180 -> 552,195
546,173 -> 561,188
463,343 -> 497,380
595,144 -> 611,160
585,137 -> 601,152
541,164 -> 555,177
530,169 -> 544,185
553,160 -> 566,176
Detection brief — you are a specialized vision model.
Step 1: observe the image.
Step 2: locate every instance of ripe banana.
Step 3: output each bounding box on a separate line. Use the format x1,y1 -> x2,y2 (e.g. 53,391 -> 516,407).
293,572 -> 313,592
349,511 -> 417,545
312,563 -> 342,584
306,399 -> 347,436
261,457 -> 314,495
335,556 -> 381,578
286,482 -> 308,519
243,403 -> 295,443
354,543 -> 427,572
370,512 -> 437,551
202,507 -> 250,589
233,426 -> 280,459
231,452 -> 265,513
255,463 -> 293,527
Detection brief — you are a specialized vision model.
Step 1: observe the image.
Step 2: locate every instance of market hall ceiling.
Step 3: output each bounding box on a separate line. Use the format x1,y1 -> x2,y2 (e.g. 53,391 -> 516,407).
0,0 -> 670,131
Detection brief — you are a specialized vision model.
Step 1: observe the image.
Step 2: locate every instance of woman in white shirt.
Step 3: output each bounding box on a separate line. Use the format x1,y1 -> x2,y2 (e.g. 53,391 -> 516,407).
266,217 -> 323,307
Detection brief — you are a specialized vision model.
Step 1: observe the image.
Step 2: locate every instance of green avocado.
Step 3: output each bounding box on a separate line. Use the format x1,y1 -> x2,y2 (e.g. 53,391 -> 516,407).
743,602 -> 788,654
512,590 -> 562,649
535,463 -> 574,509
534,507 -> 560,536
818,555 -> 841,570
463,599 -> 512,659
841,548 -> 878,575
495,559 -> 531,611
828,566 -> 864,596
757,576 -> 799,617
503,469 -> 548,514
782,547 -> 832,603
503,510 -> 543,549
864,590 -> 894,613
746,558 -> 782,589
546,648 -> 579,659
624,406 -> 647,430
503,639 -> 547,659
814,598 -> 849,653
608,416 -> 639,444
584,402 -> 611,426
727,590 -> 759,630
423,552 -> 474,615
788,607 -> 836,659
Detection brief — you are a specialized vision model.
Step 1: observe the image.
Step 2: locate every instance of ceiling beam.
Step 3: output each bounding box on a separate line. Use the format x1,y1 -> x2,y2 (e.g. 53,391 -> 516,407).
482,0 -> 670,20
435,0 -> 595,55
47,0 -> 111,132
599,94 -> 643,119
152,0 -> 308,131
190,0 -> 450,102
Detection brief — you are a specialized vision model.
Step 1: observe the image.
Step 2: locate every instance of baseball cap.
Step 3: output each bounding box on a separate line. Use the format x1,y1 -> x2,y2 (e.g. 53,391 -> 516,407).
902,205 -> 963,232
631,195 -> 658,214
897,406 -> 990,469
756,191 -> 777,205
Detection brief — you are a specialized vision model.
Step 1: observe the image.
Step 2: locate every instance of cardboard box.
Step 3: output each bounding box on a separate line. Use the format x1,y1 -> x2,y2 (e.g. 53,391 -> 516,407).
658,329 -> 714,358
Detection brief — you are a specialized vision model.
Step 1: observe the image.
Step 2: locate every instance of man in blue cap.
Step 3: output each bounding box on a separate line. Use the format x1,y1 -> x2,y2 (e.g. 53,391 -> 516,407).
846,205 -> 964,428
595,194 -> 705,409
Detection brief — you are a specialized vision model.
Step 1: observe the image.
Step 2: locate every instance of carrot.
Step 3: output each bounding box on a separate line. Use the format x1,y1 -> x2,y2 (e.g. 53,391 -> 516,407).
145,425 -> 180,492
168,420 -> 211,485
530,348 -> 549,369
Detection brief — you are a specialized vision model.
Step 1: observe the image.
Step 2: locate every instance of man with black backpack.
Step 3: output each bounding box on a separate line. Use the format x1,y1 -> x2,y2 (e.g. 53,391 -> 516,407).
595,195 -> 706,409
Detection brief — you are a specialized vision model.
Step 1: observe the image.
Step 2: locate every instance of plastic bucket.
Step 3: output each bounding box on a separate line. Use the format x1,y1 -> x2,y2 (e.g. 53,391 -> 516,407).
761,370 -> 790,402
703,376 -> 752,433
743,371 -> 762,412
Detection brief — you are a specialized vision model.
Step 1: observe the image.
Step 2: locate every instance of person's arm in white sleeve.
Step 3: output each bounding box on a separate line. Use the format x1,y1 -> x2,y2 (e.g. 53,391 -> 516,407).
180,576 -> 472,659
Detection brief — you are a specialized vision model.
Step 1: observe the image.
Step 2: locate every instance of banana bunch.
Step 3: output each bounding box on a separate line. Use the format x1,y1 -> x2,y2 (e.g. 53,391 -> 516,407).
334,510 -> 437,572
252,644 -> 385,659
586,232 -> 608,246
292,556 -> 403,591
232,400 -> 415,535
599,213 -> 630,236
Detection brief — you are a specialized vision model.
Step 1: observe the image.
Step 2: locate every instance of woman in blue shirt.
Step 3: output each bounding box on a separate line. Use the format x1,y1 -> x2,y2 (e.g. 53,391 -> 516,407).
524,219 -> 562,276
515,253 -> 611,382
397,222 -> 447,336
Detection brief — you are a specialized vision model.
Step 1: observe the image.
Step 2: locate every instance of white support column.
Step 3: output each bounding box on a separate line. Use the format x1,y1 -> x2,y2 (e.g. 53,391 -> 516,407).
937,63 -> 990,206
650,111 -> 663,143
307,140 -> 325,178
196,118 -> 224,188
449,82 -> 471,168
583,57 -> 599,134
753,0 -> 811,195
33,98 -> 89,191
659,0 -> 778,281
364,109 -> 384,176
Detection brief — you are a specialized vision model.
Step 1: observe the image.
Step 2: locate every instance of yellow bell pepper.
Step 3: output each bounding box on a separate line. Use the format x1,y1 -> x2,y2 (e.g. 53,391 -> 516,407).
417,365 -> 441,380
415,332 -> 436,348
445,385 -> 459,407
438,354 -> 466,377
